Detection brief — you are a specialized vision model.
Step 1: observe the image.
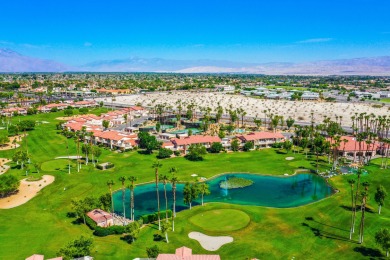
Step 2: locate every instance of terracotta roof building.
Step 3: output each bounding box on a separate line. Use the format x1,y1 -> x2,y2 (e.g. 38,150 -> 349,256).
171,135 -> 221,154
157,247 -> 220,260
236,132 -> 285,147
327,136 -> 381,158
87,209 -> 113,227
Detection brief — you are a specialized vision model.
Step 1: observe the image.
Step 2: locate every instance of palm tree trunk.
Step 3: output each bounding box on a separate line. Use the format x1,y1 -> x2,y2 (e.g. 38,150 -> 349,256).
172,186 -> 176,231
131,188 -> 134,221
173,186 -> 176,217
379,205 -> 382,215
155,171 -> 161,230
165,232 -> 169,243
352,175 -> 361,233
164,184 -> 168,222
110,188 -> 114,217
359,199 -> 366,244
122,187 -> 126,219
349,185 -> 354,240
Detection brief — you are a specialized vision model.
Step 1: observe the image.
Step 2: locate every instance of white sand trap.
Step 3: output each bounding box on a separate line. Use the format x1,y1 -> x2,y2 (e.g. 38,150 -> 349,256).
285,157 -> 295,160
55,156 -> 82,159
0,175 -> 55,209
188,232 -> 233,251
191,174 -> 198,177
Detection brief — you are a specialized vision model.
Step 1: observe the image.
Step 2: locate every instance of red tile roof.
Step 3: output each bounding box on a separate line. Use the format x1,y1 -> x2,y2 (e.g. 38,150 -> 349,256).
172,135 -> 221,146
328,136 -> 380,152
162,141 -> 174,148
25,255 -> 44,260
87,209 -> 112,224
237,132 -> 285,142
65,122 -> 84,131
157,247 -> 220,260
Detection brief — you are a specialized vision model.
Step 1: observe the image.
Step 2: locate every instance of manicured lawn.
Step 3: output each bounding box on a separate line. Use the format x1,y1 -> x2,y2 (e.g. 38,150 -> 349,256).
380,98 -> 390,103
189,209 -> 250,232
0,110 -> 389,259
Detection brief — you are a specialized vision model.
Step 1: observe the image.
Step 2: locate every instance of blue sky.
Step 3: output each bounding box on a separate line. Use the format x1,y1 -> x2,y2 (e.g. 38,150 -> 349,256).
1,0 -> 389,65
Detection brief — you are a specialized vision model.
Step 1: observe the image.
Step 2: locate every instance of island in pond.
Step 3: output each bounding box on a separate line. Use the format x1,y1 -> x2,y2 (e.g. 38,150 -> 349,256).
219,177 -> 254,189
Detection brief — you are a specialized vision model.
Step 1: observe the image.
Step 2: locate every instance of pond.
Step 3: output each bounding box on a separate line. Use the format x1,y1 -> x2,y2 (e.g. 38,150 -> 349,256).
113,173 -> 334,219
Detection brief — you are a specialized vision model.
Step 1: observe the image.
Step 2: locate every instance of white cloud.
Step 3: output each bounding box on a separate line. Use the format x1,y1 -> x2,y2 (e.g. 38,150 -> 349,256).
296,38 -> 333,44
84,42 -> 93,47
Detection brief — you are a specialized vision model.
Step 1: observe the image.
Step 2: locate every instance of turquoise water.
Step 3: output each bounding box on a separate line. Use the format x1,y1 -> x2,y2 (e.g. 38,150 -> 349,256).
169,128 -> 202,134
234,129 -> 245,133
113,173 -> 334,219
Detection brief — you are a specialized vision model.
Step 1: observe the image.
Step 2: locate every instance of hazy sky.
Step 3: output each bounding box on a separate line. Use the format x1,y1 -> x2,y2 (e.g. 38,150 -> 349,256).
1,0 -> 389,65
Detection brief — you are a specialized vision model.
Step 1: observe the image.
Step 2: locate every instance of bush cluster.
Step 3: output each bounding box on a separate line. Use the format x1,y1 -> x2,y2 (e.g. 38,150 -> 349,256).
140,210 -> 172,224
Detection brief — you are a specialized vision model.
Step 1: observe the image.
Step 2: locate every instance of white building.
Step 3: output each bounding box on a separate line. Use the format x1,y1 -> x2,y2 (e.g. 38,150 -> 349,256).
215,85 -> 235,93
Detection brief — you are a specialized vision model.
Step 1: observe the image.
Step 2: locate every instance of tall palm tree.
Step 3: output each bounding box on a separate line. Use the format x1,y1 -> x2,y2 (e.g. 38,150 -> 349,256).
352,169 -> 362,234
152,160 -> 163,230
348,178 -> 356,240
359,189 -> 369,244
161,174 -> 169,222
107,180 -> 115,217
170,172 -> 178,232
119,176 -> 126,218
128,176 -> 137,221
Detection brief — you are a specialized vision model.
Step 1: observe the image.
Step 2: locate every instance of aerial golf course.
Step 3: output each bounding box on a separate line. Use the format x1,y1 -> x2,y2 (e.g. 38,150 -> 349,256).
0,109 -> 388,259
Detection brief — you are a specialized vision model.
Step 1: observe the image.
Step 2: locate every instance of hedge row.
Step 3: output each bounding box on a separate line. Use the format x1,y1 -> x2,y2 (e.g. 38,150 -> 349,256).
96,163 -> 115,170
140,210 -> 172,224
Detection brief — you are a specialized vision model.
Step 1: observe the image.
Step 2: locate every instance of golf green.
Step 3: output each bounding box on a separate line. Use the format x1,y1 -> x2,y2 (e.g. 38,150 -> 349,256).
189,209 -> 250,232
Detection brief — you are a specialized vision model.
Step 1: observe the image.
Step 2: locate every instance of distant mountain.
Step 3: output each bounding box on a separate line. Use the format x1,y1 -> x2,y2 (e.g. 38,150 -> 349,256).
0,48 -> 70,72
80,57 -> 259,72
81,56 -> 390,75
1,48 -> 390,75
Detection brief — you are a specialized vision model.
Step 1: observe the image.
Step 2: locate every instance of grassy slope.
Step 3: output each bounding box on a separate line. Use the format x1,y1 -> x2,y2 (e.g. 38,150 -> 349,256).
0,110 -> 388,259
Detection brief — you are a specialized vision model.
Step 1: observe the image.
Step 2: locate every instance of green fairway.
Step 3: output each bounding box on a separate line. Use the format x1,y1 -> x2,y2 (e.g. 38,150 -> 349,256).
0,110 -> 389,259
189,209 -> 250,232
380,98 -> 390,103
41,159 -> 76,172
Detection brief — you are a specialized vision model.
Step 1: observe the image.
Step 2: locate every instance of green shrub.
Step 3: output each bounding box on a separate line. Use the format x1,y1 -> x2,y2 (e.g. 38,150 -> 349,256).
156,148 -> 173,159
140,210 -> 172,224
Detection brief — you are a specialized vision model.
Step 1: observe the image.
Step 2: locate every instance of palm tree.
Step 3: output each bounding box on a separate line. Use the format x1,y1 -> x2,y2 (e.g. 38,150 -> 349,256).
107,180 -> 115,217
348,178 -> 356,240
128,176 -> 137,221
170,173 -> 178,231
352,169 -> 362,234
152,160 -> 163,230
199,182 -> 210,206
359,190 -> 369,244
119,176 -> 126,218
160,174 -> 170,222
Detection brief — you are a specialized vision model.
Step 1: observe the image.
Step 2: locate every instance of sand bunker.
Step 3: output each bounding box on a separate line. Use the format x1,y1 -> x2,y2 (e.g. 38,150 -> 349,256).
285,157 -> 295,160
0,158 -> 11,175
188,232 -> 233,251
55,156 -> 82,159
0,175 -> 55,209
0,134 -> 26,151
